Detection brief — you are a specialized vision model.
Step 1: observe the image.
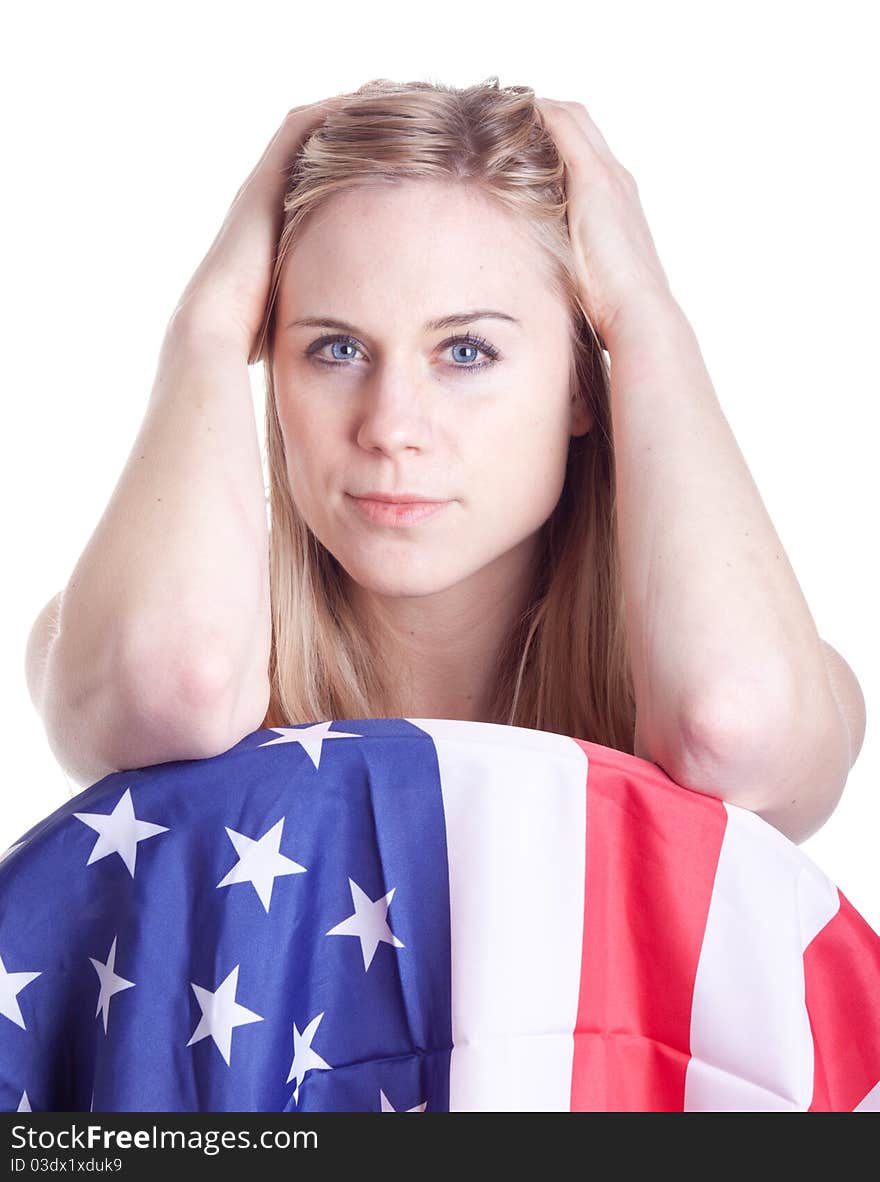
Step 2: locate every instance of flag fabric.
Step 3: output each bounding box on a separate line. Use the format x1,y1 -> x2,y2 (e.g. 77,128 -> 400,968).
1,717 -> 878,1113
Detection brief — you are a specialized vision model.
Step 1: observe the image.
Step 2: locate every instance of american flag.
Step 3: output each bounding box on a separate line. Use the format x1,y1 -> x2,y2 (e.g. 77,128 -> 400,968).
1,717 -> 878,1112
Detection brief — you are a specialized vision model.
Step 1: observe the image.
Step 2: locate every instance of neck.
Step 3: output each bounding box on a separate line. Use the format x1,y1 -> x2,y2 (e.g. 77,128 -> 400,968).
346,535 -> 542,721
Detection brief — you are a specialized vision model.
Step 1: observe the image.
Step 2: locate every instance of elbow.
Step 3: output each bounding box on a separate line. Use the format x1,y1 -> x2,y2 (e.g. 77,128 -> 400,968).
41,634 -> 245,787
117,639 -> 246,758
674,678 -> 794,804
674,678 -> 853,844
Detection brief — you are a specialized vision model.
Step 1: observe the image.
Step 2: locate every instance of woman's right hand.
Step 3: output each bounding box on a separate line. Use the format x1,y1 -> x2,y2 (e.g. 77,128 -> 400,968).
168,97 -> 346,364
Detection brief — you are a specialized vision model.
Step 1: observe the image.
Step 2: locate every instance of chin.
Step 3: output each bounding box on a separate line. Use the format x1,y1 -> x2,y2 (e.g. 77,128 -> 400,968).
338,551 -> 469,600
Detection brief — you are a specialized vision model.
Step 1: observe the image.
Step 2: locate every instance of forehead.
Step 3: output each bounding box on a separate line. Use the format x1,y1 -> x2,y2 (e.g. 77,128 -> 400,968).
282,180 -> 558,306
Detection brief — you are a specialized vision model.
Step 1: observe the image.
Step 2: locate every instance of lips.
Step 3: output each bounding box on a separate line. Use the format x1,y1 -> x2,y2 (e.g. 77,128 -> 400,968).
347,494 -> 451,528
351,492 -> 445,504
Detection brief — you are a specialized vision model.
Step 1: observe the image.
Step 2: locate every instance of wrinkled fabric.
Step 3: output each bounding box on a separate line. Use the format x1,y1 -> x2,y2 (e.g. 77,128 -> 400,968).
1,717 -> 878,1112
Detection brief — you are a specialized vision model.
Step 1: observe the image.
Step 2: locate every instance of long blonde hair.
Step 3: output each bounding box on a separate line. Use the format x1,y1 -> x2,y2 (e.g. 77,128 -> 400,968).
252,75 -> 636,753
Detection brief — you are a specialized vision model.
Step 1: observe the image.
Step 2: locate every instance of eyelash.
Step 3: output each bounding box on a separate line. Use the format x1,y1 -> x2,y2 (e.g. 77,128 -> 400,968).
304,331 -> 501,375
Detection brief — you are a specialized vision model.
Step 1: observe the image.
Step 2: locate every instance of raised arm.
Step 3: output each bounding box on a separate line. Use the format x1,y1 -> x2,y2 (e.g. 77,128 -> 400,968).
26,100 -> 343,788
537,98 -> 860,844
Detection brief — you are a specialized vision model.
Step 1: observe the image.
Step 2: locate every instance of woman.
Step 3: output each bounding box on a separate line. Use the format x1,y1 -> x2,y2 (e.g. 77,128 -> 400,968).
26,76 -> 865,845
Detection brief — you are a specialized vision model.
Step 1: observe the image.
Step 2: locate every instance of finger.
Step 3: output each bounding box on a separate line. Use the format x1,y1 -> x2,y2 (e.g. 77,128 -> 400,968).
559,101 -> 620,165
259,97 -> 346,181
233,97 -> 345,208
537,97 -> 618,171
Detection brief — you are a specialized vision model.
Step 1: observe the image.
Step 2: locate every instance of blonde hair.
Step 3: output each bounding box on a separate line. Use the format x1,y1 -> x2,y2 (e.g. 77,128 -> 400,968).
252,75 -> 636,753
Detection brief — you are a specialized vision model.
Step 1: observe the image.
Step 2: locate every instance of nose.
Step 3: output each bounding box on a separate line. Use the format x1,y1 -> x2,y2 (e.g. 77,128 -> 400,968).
354,358 -> 433,456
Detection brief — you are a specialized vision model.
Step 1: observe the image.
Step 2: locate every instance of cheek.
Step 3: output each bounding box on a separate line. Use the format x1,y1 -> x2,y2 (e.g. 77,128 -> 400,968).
466,422 -> 566,544
274,396 -> 325,506
484,402 -> 571,494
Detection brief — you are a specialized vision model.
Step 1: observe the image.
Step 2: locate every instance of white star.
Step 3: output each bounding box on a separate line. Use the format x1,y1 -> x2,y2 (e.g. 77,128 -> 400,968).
89,936 -> 135,1034
287,1011 -> 332,1105
257,723 -> 363,770
74,788 -> 168,877
187,964 -> 263,1066
326,878 -> 405,971
0,952 -> 41,1029
17,1091 -> 31,1112
380,1088 -> 427,1112
216,818 -> 306,913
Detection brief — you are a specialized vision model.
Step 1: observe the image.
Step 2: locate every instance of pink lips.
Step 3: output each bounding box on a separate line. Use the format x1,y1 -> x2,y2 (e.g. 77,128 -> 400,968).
347,494 -> 451,527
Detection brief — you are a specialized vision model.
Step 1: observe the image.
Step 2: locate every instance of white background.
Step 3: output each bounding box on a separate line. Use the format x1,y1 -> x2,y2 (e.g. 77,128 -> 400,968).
3,1 -> 877,930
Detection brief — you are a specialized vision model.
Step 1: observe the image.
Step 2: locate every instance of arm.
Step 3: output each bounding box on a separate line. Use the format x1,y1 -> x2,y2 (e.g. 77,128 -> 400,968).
819,636 -> 867,766
25,591 -> 63,714
27,101 -> 346,787
611,297 -> 854,844
536,97 -> 861,844
34,325 -> 272,787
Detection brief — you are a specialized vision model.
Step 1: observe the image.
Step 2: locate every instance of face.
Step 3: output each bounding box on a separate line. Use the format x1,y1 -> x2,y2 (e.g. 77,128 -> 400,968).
271,180 -> 592,604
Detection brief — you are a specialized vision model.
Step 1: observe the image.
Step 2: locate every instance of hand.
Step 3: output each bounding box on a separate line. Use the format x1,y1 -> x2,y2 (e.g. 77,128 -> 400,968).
536,98 -> 675,349
168,96 -> 347,363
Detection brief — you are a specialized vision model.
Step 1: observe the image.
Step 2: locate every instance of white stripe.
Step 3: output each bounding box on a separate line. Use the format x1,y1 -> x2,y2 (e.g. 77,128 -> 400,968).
409,719 -> 588,1111
685,803 -> 840,1111
854,1077 -> 880,1111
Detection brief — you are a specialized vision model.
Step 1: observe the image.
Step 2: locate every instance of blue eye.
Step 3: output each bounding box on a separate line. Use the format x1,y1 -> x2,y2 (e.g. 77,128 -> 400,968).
305,331 -> 500,374
324,339 -> 359,362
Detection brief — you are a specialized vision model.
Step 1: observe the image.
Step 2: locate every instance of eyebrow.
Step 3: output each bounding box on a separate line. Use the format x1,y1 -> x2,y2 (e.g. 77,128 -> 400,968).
284,310 -> 522,333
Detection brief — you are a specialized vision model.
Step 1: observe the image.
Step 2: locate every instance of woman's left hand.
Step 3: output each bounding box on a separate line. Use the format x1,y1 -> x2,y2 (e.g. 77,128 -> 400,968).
536,98 -> 676,348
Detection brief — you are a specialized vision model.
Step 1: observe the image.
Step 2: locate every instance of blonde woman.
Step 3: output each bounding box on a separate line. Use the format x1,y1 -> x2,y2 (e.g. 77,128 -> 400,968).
25,77 -> 865,845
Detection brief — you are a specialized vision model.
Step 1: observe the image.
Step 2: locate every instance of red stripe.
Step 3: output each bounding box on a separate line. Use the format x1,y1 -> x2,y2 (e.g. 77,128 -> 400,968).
805,888 -> 880,1111
569,741 -> 728,1111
